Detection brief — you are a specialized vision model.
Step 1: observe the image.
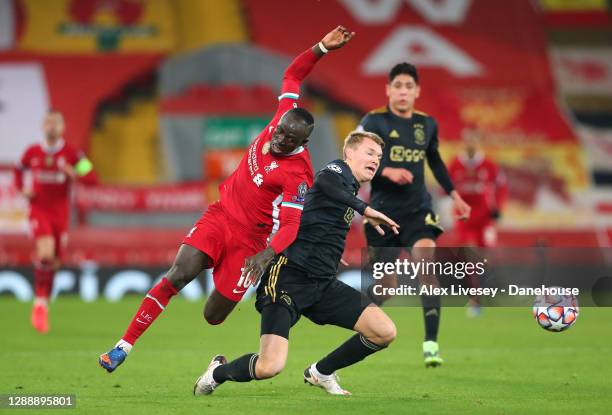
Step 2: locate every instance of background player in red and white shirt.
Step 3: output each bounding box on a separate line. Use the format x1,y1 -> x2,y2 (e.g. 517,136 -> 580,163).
13,109 -> 96,333
448,129 -> 507,248
99,26 -> 355,373
448,129 -> 507,316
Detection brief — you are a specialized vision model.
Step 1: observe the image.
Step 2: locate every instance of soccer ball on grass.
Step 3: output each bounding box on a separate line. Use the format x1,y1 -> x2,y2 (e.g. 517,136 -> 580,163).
532,292 -> 579,332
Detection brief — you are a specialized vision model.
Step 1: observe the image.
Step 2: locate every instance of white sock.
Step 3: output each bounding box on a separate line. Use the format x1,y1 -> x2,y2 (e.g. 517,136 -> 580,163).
115,339 -> 133,354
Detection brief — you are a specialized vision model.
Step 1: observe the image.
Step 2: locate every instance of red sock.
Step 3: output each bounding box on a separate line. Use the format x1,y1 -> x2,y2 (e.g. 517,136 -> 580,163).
121,278 -> 178,346
34,260 -> 55,299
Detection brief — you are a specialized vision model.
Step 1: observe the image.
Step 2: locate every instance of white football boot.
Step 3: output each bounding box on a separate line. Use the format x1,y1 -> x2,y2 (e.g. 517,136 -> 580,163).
193,355 -> 227,395
303,363 -> 351,396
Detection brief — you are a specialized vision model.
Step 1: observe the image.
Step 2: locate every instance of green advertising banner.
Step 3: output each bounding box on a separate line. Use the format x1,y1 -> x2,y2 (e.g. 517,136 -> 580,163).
202,117 -> 269,149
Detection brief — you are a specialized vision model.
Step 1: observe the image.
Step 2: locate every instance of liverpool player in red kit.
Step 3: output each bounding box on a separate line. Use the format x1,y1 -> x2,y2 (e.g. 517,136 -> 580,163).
448,129 -> 507,248
448,130 -> 507,316
99,26 -> 355,373
14,110 -> 95,333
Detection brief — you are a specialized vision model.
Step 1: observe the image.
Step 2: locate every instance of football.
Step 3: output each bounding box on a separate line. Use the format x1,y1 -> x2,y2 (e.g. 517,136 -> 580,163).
532,292 -> 580,332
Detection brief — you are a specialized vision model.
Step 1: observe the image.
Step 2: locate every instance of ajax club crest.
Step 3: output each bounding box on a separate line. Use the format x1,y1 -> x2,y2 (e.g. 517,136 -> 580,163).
414,124 -> 426,145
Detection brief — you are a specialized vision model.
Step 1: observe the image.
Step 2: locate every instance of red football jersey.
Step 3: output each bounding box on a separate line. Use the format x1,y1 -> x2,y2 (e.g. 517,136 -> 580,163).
14,139 -> 82,220
219,49 -> 319,252
448,152 -> 507,226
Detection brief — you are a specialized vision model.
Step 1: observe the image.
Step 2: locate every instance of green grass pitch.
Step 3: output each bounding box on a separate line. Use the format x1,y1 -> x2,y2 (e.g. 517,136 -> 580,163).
1,297 -> 611,414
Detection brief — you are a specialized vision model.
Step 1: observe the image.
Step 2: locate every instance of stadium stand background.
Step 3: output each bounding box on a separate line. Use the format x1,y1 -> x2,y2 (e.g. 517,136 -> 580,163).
0,0 -> 611,300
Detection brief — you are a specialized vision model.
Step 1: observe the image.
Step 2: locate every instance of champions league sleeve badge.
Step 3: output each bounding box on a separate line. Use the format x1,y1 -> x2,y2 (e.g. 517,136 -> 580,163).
262,142 -> 271,155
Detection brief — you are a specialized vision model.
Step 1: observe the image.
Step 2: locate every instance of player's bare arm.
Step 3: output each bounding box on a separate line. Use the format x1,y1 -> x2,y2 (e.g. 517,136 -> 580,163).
450,190 -> 471,221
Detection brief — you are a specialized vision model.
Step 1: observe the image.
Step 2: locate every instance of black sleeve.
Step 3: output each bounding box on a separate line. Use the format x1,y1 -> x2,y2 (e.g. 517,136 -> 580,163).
359,113 -> 384,135
317,170 -> 368,215
426,121 -> 454,195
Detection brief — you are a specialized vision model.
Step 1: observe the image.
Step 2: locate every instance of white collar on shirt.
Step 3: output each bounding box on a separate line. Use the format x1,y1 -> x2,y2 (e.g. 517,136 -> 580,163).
458,151 -> 484,168
41,138 -> 65,154
278,146 -> 305,156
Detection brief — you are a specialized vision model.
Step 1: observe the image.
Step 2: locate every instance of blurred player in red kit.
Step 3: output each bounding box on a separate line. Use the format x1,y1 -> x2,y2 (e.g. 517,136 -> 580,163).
98,26 -> 355,373
448,129 -> 507,316
13,109 -> 96,333
448,129 -> 507,248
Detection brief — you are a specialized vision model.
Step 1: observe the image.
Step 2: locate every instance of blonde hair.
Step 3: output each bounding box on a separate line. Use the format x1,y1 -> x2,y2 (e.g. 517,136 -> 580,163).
343,130 -> 385,159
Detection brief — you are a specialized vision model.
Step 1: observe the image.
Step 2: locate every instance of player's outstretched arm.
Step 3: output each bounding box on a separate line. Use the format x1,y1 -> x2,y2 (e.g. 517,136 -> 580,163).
363,207 -> 400,236
317,169 -> 368,214
279,25 -> 354,99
